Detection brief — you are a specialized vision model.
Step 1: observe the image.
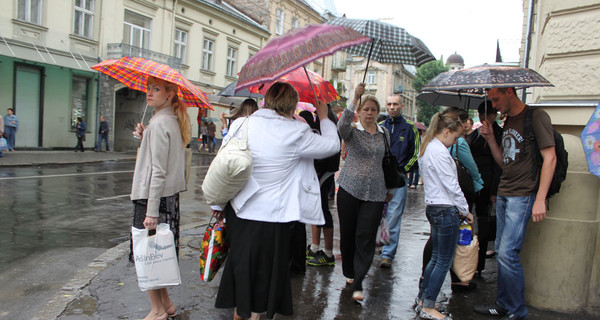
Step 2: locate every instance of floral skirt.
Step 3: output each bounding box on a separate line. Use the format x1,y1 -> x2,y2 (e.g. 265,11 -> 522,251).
128,193 -> 180,262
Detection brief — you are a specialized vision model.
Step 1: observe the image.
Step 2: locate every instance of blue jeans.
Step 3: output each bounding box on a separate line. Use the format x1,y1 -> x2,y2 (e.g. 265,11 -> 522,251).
5,126 -> 16,150
96,133 -> 109,151
418,205 -> 460,308
381,173 -> 408,260
495,195 -> 535,318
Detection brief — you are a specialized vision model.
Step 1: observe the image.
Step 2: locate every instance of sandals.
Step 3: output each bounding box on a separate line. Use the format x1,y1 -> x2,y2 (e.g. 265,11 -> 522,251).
352,290 -> 364,301
165,304 -> 177,318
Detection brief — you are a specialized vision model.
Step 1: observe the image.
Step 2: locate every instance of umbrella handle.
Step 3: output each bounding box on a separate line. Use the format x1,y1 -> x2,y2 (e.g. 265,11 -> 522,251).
359,40 -> 376,106
303,66 -> 319,105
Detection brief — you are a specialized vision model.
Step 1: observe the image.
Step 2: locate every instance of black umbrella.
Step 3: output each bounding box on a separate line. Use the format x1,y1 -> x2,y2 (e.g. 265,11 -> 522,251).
417,90 -> 485,110
422,64 -> 554,92
218,81 -> 263,98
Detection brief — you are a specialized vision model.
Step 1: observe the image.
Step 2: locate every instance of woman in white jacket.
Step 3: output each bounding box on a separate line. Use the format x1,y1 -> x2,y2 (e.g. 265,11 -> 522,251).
131,76 -> 190,320
214,82 -> 340,320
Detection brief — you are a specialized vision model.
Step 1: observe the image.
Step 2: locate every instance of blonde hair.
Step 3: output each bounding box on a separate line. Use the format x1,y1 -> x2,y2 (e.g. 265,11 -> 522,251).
147,76 -> 191,146
263,82 -> 299,117
419,112 -> 463,157
356,94 -> 381,113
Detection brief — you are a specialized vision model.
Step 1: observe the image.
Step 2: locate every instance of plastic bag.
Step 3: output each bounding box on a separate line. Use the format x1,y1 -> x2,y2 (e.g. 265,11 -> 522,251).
132,223 -> 181,291
376,203 -> 390,247
199,217 -> 229,281
452,235 -> 479,282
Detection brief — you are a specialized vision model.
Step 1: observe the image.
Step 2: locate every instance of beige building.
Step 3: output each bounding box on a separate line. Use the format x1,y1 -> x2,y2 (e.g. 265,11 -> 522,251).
0,0 -> 270,150
341,57 -> 418,121
518,0 -> 600,316
521,0 -> 600,136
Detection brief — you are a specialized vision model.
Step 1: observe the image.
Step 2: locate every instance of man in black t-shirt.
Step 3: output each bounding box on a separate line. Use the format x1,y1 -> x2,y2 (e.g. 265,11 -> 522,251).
473,87 -> 556,320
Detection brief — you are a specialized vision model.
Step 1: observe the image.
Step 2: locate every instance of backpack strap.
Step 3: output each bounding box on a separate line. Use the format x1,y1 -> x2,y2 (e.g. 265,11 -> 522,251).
523,107 -> 542,180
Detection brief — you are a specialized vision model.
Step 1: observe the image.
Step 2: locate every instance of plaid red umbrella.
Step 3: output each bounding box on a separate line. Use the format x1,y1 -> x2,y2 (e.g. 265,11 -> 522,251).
236,24 -> 370,93
92,57 -> 213,110
248,67 -> 339,104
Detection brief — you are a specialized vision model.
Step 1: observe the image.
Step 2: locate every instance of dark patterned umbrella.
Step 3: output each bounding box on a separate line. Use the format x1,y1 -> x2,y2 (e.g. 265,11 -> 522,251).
422,64 -> 554,91
327,17 -> 435,66
218,81 -> 263,98
417,90 -> 485,110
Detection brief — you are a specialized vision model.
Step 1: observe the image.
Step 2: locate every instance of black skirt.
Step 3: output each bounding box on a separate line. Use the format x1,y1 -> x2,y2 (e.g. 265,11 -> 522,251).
128,194 -> 181,262
215,204 -> 294,319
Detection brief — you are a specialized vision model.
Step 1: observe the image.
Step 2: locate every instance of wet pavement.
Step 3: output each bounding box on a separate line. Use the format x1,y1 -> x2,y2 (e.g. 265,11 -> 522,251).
1,151 -> 597,320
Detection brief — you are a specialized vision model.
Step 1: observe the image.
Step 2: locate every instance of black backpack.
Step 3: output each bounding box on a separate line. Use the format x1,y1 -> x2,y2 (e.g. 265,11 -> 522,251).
523,107 -> 568,198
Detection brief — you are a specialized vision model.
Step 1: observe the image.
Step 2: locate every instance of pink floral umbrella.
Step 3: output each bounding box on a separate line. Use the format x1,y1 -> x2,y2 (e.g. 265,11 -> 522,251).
236,24 -> 370,93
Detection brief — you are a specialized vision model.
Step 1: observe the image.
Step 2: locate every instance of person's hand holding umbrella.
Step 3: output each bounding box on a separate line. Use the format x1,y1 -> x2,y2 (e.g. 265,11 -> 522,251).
353,83 -> 366,106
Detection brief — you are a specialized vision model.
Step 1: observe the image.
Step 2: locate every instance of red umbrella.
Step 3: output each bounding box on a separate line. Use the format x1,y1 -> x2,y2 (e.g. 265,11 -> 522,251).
248,68 -> 339,104
236,24 -> 370,93
92,57 -> 213,110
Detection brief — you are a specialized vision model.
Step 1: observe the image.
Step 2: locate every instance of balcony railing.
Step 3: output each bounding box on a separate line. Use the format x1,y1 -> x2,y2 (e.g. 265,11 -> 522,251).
332,55 -> 347,71
106,43 -> 182,70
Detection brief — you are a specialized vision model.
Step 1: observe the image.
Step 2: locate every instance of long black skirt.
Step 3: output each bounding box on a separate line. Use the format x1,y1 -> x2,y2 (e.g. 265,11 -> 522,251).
215,204 -> 294,319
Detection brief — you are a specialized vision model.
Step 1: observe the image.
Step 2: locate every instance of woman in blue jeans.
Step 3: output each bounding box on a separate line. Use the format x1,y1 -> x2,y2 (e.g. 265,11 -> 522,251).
417,112 -> 473,320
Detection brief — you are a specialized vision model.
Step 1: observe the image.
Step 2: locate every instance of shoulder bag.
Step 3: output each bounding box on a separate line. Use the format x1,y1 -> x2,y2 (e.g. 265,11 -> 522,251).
452,143 -> 475,196
202,117 -> 253,207
382,130 -> 406,189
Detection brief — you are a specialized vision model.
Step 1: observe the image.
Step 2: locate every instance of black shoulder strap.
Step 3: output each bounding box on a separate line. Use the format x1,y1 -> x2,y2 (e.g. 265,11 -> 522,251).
524,107 -> 542,179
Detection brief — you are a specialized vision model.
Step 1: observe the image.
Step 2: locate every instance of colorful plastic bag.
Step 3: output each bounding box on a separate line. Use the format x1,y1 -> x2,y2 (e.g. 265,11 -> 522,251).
132,223 -> 181,291
199,216 -> 229,281
376,203 -> 390,247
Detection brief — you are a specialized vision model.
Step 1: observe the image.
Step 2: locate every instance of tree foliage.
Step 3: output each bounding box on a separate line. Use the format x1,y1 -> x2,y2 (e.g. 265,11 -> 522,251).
413,60 -> 449,126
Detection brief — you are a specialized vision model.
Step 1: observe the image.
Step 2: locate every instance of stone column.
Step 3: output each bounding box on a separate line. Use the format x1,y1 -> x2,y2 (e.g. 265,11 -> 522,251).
521,134 -> 600,315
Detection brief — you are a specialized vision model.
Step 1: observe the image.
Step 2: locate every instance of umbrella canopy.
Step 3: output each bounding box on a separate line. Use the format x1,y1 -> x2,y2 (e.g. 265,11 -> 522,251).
417,90 -> 486,110
248,67 -> 339,104
218,81 -> 263,98
422,64 -> 554,92
327,17 -> 435,66
92,57 -> 213,110
415,122 -> 427,131
581,102 -> 600,178
236,24 -> 370,92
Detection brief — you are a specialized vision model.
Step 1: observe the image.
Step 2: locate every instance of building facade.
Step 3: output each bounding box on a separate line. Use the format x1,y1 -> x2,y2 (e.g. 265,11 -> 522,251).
0,0 -> 270,151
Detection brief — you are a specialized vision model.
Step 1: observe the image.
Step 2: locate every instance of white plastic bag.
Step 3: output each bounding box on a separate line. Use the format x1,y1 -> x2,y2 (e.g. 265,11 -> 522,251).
376,203 -> 390,247
132,223 -> 181,291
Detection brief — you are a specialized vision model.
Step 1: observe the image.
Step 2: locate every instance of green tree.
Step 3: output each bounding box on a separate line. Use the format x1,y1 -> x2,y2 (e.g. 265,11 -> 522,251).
413,60 -> 449,126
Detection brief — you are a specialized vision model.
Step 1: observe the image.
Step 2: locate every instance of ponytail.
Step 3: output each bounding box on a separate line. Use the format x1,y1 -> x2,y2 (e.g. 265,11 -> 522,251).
171,96 -> 191,146
419,112 -> 462,157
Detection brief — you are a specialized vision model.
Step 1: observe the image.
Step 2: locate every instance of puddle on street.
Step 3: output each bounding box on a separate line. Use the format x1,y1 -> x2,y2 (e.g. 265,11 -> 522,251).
63,295 -> 97,316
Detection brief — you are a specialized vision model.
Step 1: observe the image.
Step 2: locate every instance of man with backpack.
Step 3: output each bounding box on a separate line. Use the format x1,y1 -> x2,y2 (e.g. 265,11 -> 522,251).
474,87 -> 557,320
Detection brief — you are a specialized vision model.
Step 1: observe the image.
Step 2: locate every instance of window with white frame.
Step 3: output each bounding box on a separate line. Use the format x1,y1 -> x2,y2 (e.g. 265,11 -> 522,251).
123,10 -> 151,50
276,8 -> 285,35
226,47 -> 238,77
174,29 -> 187,63
367,70 -> 376,84
291,17 -> 298,30
17,0 -> 42,24
74,0 -> 94,38
202,38 -> 215,71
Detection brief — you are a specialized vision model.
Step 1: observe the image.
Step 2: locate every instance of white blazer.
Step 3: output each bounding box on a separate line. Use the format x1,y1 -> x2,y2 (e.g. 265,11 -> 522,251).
226,109 -> 340,224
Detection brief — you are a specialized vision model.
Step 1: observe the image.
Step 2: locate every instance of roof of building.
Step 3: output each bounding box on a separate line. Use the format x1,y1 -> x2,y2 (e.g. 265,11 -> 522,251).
198,0 -> 270,33
446,52 -> 464,65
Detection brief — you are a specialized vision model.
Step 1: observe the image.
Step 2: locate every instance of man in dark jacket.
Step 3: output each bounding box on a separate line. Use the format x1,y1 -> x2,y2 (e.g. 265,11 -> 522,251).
95,115 -> 110,152
379,94 -> 420,268
468,101 -> 502,275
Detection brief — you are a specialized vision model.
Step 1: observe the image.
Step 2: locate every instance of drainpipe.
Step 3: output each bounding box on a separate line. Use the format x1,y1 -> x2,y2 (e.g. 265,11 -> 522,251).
521,0 -> 535,103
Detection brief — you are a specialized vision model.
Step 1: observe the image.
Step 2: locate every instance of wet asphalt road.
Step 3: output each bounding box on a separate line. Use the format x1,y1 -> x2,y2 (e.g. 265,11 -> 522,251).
1,153 -> 597,320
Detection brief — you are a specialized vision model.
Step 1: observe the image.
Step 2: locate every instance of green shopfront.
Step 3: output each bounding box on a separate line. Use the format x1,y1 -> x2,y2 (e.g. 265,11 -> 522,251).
0,42 -> 98,149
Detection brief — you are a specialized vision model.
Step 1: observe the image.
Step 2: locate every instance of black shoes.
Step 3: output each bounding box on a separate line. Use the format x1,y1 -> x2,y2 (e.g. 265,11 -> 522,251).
307,250 -> 334,266
473,303 -> 508,316
451,281 -> 477,292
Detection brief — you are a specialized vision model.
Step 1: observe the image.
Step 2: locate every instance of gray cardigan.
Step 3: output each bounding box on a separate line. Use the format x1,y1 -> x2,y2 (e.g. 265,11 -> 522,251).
131,107 -> 187,217
337,103 -> 389,202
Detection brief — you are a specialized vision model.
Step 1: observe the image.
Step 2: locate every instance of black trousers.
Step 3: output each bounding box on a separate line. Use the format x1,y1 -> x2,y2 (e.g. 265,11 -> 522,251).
474,187 -> 496,272
337,187 -> 384,291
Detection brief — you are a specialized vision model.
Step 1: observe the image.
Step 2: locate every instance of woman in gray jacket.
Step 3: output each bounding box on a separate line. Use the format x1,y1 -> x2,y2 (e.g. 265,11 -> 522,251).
131,75 -> 190,320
